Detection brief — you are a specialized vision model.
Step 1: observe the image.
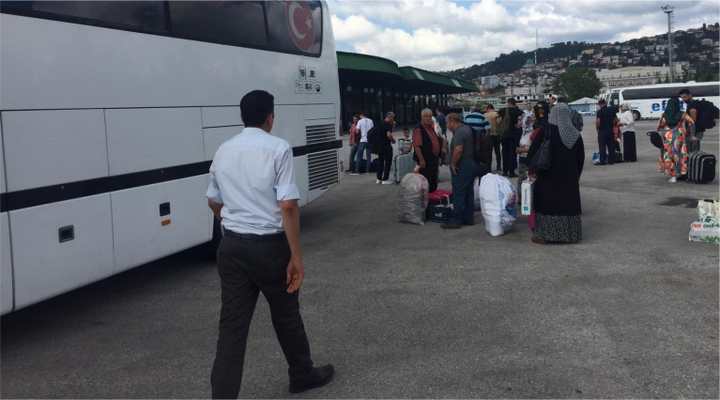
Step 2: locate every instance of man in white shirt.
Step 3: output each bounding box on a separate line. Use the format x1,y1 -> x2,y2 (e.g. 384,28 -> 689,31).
207,90 -> 333,398
352,112 -> 373,174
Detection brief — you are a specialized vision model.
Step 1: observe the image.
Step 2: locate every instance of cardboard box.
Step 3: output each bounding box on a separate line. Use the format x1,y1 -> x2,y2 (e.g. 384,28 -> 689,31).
689,221 -> 720,244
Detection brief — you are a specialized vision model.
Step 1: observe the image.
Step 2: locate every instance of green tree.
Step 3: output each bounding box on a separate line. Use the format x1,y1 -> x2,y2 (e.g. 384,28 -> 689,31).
552,67 -> 602,101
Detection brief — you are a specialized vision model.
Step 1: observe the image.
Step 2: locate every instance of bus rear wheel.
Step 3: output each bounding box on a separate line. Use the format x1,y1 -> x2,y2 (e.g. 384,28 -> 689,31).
632,110 -> 641,121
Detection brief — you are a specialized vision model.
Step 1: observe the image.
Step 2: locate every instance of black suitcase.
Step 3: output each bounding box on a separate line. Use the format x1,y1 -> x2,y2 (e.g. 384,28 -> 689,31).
623,131 -> 637,162
426,204 -> 452,223
613,139 -> 623,163
688,152 -> 716,184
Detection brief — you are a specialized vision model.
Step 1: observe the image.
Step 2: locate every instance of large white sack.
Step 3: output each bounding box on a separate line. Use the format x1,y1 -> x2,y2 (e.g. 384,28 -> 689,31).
398,173 -> 429,225
479,174 -> 517,236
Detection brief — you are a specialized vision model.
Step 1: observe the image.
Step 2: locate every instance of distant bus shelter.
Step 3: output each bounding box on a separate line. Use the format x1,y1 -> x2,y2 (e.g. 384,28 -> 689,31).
337,51 -> 477,132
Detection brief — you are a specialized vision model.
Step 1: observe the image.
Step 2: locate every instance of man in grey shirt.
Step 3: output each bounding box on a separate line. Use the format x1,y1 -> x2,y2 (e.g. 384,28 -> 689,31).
443,113 -> 483,229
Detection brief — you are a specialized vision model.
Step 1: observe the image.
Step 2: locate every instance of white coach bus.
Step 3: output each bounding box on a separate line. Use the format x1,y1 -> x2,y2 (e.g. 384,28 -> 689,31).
0,1 -> 341,314
601,81 -> 720,120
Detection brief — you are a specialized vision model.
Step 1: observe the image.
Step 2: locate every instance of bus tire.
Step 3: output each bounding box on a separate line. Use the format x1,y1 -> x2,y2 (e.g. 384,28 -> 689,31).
632,110 -> 641,121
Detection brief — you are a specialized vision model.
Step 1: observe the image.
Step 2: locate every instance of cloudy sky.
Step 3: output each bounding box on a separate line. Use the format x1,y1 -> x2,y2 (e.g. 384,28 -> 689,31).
329,0 -> 720,71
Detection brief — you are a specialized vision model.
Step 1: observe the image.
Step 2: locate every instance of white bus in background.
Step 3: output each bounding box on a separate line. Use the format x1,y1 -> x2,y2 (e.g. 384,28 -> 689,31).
0,1 -> 341,314
600,81 -> 720,120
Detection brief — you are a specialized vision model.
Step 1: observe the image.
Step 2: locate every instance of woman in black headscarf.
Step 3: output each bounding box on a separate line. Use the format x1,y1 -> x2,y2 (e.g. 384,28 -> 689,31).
657,96 -> 693,183
527,103 -> 585,244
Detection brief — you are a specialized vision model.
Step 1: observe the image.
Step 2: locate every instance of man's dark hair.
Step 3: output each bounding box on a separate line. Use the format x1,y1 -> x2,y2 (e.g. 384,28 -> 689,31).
507,98 -> 517,106
485,104 -> 495,110
240,90 -> 274,127
598,99 -> 607,105
678,88 -> 691,96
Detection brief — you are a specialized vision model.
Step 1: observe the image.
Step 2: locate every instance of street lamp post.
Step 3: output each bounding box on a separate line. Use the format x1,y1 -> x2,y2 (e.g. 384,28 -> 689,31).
661,4 -> 674,83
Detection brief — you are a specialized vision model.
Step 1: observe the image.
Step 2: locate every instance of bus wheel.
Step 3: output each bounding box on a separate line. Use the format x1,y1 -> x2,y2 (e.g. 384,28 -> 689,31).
632,110 -> 641,121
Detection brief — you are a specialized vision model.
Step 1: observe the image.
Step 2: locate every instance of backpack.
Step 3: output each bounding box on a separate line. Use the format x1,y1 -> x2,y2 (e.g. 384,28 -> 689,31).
498,108 -> 513,138
694,99 -> 719,131
571,109 -> 584,131
366,123 -> 381,154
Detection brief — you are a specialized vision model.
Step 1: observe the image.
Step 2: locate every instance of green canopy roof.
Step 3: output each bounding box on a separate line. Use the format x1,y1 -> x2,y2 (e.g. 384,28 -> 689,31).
337,51 -> 476,94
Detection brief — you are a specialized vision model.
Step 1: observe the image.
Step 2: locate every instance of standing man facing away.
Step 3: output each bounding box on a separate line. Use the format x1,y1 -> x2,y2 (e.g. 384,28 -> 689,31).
442,113 -> 486,229
376,112 -> 396,184
596,99 -> 618,166
484,104 -> 501,172
207,90 -> 334,399
352,111 -> 374,175
499,98 -> 523,177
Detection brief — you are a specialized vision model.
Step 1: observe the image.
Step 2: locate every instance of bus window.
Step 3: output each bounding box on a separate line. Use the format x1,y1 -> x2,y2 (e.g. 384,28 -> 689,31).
169,1 -> 268,48
692,84 -> 720,97
265,1 -> 322,56
1,1 -> 168,33
610,92 -> 619,106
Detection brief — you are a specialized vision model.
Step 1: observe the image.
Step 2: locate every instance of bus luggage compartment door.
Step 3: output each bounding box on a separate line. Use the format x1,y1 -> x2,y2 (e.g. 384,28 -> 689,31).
110,175 -> 212,272
9,194 -> 115,309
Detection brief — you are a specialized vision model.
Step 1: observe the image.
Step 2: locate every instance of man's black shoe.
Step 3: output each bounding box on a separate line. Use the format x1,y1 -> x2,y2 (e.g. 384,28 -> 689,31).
441,223 -> 462,229
289,364 -> 335,394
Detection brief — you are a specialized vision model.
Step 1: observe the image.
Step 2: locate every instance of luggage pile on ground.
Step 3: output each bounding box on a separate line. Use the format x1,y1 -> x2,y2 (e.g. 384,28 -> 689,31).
689,199 -> 720,244
398,173 -> 429,225
478,174 -> 517,237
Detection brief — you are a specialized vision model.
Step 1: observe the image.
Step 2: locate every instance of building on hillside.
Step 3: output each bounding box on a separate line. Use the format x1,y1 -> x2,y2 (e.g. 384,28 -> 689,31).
595,65 -> 684,89
480,75 -> 500,89
568,97 -> 597,113
505,85 -> 544,103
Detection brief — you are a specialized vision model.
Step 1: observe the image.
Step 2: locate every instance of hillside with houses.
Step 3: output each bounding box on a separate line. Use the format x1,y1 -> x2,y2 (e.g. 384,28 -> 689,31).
448,22 -> 719,101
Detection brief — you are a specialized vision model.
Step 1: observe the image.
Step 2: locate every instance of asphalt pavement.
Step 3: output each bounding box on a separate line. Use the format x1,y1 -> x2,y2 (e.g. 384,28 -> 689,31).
2,119 -> 718,399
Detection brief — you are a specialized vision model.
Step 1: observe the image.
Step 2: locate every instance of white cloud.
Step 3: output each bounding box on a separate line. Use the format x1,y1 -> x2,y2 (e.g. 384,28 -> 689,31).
329,0 -> 720,71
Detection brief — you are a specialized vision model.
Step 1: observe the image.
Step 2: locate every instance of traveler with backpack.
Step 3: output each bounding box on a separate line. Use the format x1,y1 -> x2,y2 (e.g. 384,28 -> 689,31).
351,112 -> 374,175
596,99 -> 618,166
442,113 -> 487,229
680,88 -> 719,152
413,108 -> 444,193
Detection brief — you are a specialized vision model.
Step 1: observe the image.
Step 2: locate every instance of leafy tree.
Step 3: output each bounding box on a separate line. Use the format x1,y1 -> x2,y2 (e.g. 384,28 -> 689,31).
552,67 -> 602,101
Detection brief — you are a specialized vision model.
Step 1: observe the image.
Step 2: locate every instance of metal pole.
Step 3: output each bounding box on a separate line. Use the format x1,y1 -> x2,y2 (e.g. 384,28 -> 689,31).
662,5 -> 674,83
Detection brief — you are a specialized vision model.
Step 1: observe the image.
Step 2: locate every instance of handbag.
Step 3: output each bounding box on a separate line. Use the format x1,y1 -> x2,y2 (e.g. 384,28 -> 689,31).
529,135 -> 551,171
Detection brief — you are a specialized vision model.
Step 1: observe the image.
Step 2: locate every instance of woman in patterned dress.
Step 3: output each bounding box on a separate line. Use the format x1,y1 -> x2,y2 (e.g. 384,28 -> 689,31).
657,96 -> 694,183
527,103 -> 585,244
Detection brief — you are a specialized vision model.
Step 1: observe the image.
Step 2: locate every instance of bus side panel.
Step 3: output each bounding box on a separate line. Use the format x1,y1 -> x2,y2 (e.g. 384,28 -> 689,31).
201,107 -> 242,128
110,175 -> 211,273
2,110 -> 108,191
105,108 -> 203,175
10,194 -> 114,309
1,213 -> 12,314
203,126 -> 240,161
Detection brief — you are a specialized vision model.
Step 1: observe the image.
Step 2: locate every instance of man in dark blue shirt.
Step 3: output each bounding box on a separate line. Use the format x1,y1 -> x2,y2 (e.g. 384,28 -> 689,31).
596,99 -> 618,165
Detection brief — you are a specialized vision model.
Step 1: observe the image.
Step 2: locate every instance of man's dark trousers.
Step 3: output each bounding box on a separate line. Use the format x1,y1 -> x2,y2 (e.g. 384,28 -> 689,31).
376,144 -> 393,181
451,159 -> 481,225
211,232 -> 313,399
501,135 -> 518,174
598,129 -> 614,165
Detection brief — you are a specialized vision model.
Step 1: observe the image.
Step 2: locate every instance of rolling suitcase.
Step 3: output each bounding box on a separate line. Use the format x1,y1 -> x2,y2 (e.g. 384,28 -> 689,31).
688,152 -> 716,184
623,131 -> 637,162
392,153 -> 416,183
426,204 -> 453,223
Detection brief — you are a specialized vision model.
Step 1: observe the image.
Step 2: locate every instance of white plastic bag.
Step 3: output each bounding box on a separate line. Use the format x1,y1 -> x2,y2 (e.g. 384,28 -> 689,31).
697,199 -> 720,224
479,174 -> 517,236
398,173 -> 429,225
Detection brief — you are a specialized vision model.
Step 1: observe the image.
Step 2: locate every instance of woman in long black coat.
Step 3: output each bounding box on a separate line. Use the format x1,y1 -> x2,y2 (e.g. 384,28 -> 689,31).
528,103 -> 585,244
